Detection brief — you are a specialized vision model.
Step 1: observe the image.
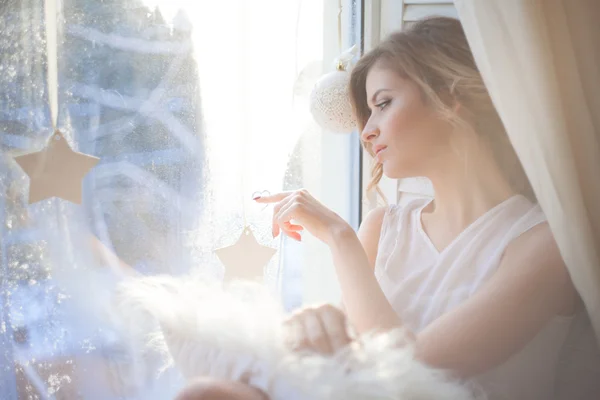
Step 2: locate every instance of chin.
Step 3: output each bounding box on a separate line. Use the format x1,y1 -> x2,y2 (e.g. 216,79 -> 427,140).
382,162 -> 418,180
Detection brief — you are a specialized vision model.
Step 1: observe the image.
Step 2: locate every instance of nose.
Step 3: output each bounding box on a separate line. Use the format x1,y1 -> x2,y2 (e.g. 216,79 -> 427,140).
361,120 -> 379,143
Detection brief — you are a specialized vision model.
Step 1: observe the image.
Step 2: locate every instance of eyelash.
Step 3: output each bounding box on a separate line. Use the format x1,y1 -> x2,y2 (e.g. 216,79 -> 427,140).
375,100 -> 390,110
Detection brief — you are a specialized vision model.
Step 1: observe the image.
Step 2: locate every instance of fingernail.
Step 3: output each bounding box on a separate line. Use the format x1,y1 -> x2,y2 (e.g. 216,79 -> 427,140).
252,195 -> 261,200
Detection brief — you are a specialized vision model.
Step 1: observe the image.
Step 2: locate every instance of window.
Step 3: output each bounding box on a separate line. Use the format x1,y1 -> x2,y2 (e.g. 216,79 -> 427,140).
0,0 -> 361,398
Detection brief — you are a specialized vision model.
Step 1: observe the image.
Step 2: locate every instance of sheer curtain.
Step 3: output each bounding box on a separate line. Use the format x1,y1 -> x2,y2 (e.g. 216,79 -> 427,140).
455,1 -> 600,343
0,0 -> 357,398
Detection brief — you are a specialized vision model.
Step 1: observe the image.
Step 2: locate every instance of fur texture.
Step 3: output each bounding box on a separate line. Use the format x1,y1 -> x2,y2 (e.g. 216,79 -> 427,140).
115,275 -> 483,400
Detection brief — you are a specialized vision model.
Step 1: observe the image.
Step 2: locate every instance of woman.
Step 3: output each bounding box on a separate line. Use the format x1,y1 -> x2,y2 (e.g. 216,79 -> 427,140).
177,17 -> 584,400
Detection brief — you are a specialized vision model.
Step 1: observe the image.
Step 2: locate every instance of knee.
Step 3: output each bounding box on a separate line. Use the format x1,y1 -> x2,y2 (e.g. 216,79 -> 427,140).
175,378 -> 268,400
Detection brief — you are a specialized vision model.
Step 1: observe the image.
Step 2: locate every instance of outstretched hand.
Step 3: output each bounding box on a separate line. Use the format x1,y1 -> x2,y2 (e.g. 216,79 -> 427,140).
254,189 -> 351,245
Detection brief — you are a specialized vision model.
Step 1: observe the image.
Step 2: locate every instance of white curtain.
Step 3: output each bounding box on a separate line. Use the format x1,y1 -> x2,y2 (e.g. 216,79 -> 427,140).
455,0 -> 600,343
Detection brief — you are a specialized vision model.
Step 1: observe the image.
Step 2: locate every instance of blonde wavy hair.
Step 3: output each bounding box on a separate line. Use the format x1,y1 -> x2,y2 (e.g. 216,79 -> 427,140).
349,17 -> 533,200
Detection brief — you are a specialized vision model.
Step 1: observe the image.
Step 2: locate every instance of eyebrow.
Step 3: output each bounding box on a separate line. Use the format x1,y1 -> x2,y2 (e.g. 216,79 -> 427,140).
370,88 -> 392,104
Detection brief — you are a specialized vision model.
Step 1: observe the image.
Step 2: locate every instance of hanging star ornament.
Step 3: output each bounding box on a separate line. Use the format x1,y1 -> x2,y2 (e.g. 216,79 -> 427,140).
215,226 -> 277,282
13,130 -> 100,204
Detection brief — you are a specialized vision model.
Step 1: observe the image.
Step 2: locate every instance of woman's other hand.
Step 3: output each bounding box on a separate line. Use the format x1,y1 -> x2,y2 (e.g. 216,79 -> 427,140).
283,304 -> 353,355
253,189 -> 352,244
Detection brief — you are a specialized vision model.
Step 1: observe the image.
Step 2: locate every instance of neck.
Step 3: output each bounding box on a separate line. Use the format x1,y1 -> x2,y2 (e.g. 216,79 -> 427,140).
423,140 -> 516,231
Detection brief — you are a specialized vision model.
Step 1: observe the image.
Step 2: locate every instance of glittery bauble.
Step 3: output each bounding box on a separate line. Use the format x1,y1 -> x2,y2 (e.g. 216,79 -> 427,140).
309,69 -> 357,134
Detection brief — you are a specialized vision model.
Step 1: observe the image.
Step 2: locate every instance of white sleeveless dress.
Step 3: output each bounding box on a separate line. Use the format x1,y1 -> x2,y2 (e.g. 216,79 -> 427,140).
374,195 -> 599,400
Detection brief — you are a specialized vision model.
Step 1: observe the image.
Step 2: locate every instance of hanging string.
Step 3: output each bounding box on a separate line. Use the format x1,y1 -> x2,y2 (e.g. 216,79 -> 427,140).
240,159 -> 247,230
240,73 -> 247,229
337,0 -> 343,56
44,0 -> 59,131
239,3 -> 250,231
335,2 -> 359,73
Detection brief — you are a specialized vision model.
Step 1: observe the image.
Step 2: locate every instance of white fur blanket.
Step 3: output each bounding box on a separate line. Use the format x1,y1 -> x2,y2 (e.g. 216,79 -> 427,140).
115,275 -> 483,400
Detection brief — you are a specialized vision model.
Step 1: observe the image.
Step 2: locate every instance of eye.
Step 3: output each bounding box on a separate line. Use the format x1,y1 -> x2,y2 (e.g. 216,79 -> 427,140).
375,100 -> 390,110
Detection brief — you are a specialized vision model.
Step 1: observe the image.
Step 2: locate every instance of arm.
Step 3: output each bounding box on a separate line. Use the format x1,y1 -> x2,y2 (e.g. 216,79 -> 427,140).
255,190 -> 400,331
329,225 -> 403,333
329,207 -> 401,332
332,221 -> 578,377
257,190 -> 578,378
338,206 -> 386,314
413,223 -> 579,377
356,206 -> 387,269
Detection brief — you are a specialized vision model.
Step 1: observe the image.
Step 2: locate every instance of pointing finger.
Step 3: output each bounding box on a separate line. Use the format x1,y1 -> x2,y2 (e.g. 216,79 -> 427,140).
253,191 -> 292,203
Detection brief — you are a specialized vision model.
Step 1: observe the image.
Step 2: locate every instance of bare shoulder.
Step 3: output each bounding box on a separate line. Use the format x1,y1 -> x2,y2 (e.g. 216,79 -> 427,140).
360,206 -> 388,230
357,206 -> 388,269
503,222 -> 564,270
501,222 -> 580,315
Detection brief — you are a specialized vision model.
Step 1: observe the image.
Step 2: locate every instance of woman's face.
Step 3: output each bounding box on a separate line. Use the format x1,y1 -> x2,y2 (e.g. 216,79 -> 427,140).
362,63 -> 453,179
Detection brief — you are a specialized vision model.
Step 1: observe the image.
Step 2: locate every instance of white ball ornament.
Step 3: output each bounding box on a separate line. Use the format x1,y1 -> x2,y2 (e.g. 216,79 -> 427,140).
309,46 -> 358,134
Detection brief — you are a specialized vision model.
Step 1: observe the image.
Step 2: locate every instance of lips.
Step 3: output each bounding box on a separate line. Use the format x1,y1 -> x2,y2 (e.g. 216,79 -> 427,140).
373,145 -> 387,156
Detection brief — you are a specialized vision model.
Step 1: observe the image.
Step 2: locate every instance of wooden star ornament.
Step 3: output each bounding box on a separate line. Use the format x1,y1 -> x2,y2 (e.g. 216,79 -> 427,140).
13,130 -> 100,204
215,226 -> 277,282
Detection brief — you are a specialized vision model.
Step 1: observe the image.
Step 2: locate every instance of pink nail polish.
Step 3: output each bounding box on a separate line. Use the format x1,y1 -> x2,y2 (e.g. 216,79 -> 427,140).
253,195 -> 261,200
